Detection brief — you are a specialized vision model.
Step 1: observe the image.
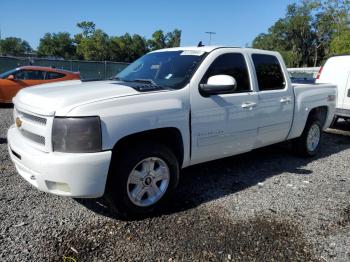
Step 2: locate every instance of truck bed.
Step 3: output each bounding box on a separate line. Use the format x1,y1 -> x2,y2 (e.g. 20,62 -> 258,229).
287,83 -> 337,139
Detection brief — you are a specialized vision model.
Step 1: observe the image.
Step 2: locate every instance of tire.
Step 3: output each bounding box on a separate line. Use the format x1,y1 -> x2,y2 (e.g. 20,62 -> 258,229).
294,119 -> 322,157
104,142 -> 179,218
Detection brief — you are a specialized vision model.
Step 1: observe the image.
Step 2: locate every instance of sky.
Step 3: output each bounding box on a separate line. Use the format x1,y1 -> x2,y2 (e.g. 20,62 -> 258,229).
0,0 -> 297,49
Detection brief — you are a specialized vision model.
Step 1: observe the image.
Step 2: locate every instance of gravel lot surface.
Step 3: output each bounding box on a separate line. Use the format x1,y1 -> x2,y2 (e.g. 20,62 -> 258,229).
0,106 -> 349,261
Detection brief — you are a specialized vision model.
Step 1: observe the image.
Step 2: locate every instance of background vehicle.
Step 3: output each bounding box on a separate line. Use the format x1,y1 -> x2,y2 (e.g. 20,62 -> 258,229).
0,66 -> 81,103
316,55 -> 350,124
7,47 -> 336,216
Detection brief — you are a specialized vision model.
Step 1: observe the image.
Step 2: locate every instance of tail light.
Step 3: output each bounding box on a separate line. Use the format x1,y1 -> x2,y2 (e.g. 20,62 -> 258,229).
316,67 -> 323,80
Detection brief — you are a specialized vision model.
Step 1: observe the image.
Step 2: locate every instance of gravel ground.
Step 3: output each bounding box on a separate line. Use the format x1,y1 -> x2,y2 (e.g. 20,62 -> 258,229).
0,106 -> 349,261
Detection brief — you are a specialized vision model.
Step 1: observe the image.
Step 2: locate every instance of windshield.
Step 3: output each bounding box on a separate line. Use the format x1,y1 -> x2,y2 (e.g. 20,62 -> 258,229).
0,68 -> 18,79
116,50 -> 207,89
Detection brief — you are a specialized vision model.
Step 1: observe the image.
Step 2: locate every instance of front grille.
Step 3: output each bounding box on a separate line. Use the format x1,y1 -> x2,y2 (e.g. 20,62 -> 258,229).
20,129 -> 45,145
18,110 -> 47,125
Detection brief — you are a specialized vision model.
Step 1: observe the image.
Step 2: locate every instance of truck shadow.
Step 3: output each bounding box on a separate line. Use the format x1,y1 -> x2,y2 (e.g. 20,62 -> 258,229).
329,119 -> 350,134
0,138 -> 7,145
76,124 -> 350,220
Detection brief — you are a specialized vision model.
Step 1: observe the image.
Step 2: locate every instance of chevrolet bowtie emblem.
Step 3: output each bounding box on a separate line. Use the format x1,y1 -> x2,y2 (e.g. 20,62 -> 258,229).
16,117 -> 22,128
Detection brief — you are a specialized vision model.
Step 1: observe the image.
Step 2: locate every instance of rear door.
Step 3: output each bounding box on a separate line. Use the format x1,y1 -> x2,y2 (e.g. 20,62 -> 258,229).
251,53 -> 294,147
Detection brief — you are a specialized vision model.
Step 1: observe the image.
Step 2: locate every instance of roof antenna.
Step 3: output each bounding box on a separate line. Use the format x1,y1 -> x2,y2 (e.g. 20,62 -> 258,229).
197,41 -> 204,47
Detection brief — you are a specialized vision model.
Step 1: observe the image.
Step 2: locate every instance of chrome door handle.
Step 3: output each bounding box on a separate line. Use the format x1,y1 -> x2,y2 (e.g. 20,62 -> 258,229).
241,102 -> 257,109
280,97 -> 292,103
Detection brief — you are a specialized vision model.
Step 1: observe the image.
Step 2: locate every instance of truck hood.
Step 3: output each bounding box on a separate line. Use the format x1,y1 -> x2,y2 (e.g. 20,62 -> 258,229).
14,80 -> 140,116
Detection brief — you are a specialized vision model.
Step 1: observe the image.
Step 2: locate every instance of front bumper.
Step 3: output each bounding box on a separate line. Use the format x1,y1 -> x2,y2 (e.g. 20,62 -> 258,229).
7,125 -> 112,198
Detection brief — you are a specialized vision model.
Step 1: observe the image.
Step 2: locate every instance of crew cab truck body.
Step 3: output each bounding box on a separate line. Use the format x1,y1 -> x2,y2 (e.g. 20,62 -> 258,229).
7,46 -> 336,215
316,54 -> 350,123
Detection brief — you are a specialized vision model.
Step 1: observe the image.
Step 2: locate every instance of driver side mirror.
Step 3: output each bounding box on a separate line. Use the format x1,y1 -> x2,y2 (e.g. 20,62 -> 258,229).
199,75 -> 237,96
7,74 -> 15,80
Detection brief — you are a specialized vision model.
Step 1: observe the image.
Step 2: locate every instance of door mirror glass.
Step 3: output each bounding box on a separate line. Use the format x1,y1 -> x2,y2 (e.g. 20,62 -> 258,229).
199,75 -> 237,96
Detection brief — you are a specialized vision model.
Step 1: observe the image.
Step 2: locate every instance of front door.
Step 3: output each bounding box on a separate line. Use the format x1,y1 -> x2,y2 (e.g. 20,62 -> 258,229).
190,51 -> 259,164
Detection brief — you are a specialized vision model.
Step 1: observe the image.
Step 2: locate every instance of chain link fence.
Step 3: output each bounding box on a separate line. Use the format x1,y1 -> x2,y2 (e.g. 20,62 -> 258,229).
0,56 -> 129,80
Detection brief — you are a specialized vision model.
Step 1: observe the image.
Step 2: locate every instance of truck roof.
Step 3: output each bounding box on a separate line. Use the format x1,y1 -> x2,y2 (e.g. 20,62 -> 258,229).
151,46 -> 280,55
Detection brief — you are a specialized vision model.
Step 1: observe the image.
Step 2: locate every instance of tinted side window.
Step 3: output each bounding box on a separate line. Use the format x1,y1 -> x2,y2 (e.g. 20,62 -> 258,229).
46,72 -> 65,80
203,53 -> 251,92
15,70 -> 45,80
252,54 -> 285,91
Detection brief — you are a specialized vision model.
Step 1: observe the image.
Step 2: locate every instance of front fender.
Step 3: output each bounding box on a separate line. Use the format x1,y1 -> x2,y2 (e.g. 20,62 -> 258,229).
66,89 -> 191,167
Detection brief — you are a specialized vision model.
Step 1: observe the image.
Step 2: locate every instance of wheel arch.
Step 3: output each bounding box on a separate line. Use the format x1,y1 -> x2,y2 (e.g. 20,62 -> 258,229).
288,105 -> 329,140
307,106 -> 328,128
111,127 -> 185,167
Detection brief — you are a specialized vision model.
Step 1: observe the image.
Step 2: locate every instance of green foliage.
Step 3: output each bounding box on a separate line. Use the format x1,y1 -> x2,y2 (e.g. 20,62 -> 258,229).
76,21 -> 96,38
148,29 -> 182,51
37,32 -> 76,59
330,29 -> 350,54
148,30 -> 167,51
252,0 -> 350,67
110,34 -> 149,62
73,21 -> 181,61
166,29 -> 182,48
0,37 -> 32,56
2,20 -> 181,62
76,29 -> 110,61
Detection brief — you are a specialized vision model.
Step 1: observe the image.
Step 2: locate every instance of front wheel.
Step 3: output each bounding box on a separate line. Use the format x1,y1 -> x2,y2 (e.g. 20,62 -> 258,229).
294,119 -> 322,157
105,142 -> 179,217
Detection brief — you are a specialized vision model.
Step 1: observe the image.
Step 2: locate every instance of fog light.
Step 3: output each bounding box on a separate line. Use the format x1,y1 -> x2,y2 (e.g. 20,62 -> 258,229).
46,181 -> 71,193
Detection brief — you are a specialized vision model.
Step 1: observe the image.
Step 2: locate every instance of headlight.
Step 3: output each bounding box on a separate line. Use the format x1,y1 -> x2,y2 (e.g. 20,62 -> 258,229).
52,117 -> 102,153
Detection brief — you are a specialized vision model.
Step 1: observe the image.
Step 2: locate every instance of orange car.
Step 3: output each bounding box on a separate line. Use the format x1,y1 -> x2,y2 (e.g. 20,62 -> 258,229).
0,66 -> 80,103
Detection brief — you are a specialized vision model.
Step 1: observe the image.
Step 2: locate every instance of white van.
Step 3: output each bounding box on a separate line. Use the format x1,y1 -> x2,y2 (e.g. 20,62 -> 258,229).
316,55 -> 350,124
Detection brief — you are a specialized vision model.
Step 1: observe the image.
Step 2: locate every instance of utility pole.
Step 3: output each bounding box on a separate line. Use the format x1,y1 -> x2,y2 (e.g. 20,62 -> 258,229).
205,31 -> 216,45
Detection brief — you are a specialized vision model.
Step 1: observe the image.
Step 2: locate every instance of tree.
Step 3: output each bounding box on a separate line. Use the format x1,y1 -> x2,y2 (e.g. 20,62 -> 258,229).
252,0 -> 350,67
110,34 -> 149,62
0,37 -> 32,56
166,29 -> 182,47
321,0 -> 350,36
312,0 -> 350,65
148,29 -> 182,51
76,21 -> 96,38
253,1 -> 319,67
35,20 -> 182,62
76,29 -> 110,61
330,29 -> 350,54
37,32 -> 76,59
148,30 -> 167,51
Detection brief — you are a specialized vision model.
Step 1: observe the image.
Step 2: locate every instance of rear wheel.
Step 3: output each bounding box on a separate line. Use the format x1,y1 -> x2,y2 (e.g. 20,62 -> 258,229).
105,142 -> 179,217
294,119 -> 322,157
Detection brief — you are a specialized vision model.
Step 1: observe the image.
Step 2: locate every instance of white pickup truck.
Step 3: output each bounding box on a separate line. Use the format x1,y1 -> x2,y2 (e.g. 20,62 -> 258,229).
7,46 -> 336,216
